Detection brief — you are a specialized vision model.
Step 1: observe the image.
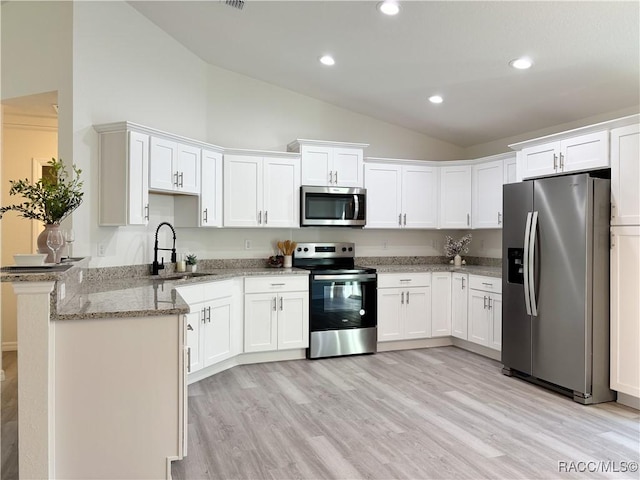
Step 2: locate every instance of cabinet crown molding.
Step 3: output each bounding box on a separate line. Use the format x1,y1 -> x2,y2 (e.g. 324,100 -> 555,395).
93,121 -> 224,152
287,138 -> 369,152
223,147 -> 300,158
509,113 -> 639,151
365,151 -> 514,166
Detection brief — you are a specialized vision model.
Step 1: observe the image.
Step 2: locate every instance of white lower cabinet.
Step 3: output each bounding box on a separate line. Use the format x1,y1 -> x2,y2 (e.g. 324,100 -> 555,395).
467,275 -> 502,351
178,280 -> 241,374
378,273 -> 432,341
451,273 -> 468,339
431,272 -> 452,337
610,226 -> 640,398
244,276 -> 309,352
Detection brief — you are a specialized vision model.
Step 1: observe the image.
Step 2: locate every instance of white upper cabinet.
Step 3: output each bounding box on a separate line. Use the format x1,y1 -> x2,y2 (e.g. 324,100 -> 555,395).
224,152 -> 300,228
439,164 -> 472,229
94,123 -> 150,226
175,148 -> 223,228
610,123 -> 640,226
288,139 -> 368,187
364,162 -> 438,229
472,160 -> 504,229
518,131 -> 609,180
503,155 -> 518,184
149,136 -> 201,195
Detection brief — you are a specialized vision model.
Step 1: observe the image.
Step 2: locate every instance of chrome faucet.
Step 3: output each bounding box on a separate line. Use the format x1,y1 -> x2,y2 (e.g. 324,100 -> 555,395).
152,222 -> 177,275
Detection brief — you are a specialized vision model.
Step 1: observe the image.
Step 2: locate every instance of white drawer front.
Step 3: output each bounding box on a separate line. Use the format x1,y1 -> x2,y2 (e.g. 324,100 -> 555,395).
244,275 -> 308,294
377,272 -> 431,288
468,275 -> 502,293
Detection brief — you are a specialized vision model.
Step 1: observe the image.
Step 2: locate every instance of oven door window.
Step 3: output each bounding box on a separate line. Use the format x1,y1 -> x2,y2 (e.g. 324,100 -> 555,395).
310,279 -> 376,331
305,193 -> 364,221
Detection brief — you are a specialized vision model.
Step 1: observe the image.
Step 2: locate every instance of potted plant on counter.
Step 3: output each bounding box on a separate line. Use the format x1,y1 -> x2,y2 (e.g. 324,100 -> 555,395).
444,233 -> 472,267
186,254 -> 198,273
0,158 -> 83,263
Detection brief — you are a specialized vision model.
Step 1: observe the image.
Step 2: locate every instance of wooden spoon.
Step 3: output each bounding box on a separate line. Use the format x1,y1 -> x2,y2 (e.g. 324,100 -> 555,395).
277,241 -> 284,255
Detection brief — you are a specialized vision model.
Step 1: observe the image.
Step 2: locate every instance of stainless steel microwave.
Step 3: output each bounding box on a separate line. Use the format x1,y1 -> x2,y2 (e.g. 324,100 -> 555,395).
300,186 -> 366,227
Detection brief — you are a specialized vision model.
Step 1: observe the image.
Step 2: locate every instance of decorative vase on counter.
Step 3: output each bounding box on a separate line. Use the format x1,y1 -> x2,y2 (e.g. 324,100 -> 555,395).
454,254 -> 462,267
37,224 -> 65,263
186,264 -> 197,273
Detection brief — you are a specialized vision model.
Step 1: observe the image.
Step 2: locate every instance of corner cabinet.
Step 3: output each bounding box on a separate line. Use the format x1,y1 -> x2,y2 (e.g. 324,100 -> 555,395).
223,151 -> 301,228
244,276 -> 309,352
377,273 -> 432,341
95,123 -> 150,226
149,137 -> 201,195
517,131 -> 609,180
175,148 -> 224,228
472,159 -> 504,229
364,160 -> 438,229
288,139 -> 368,188
439,164 -> 472,229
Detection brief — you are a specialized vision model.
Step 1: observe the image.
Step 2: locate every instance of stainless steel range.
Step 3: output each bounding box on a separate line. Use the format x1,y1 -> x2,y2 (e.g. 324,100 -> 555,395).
293,242 -> 377,359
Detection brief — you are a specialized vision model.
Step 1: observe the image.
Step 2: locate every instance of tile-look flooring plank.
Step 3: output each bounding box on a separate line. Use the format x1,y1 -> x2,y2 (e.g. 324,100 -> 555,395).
172,347 -> 640,480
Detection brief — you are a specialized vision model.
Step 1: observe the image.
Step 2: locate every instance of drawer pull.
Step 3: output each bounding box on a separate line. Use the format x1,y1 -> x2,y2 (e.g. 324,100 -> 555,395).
482,282 -> 493,287
270,283 -> 286,286
400,279 -> 413,282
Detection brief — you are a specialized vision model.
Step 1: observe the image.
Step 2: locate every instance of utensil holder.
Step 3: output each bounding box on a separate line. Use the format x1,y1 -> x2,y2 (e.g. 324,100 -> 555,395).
283,255 -> 292,268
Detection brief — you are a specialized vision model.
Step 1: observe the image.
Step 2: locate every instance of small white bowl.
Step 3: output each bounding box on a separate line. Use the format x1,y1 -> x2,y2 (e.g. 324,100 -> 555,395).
14,253 -> 48,266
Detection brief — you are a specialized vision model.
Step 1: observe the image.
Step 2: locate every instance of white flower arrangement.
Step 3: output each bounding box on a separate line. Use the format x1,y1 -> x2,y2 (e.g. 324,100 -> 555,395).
444,234 -> 472,257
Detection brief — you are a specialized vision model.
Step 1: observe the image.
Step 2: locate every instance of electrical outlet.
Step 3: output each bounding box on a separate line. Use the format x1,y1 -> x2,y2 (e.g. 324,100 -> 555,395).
97,243 -> 106,257
59,282 -> 66,301
244,239 -> 251,250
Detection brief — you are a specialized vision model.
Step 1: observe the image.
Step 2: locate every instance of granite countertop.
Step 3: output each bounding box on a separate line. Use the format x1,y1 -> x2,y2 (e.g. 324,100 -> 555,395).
55,267 -> 309,320
369,264 -> 502,278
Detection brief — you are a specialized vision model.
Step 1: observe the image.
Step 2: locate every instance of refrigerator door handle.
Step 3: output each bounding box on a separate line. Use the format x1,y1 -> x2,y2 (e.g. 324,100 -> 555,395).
523,211 -> 533,315
529,211 -> 539,316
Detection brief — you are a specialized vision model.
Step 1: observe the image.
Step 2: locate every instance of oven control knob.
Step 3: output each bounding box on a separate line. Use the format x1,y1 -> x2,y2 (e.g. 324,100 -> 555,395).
342,247 -> 347,252
304,247 -> 309,252
348,247 -> 353,251
297,247 -> 301,252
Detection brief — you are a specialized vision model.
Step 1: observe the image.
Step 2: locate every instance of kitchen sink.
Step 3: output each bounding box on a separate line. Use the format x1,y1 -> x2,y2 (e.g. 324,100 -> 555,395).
151,272 -> 217,281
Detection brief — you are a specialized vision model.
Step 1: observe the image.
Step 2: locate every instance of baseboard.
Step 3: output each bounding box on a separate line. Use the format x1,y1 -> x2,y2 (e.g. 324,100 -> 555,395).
451,337 -> 501,361
2,341 -> 17,352
616,392 -> 640,410
377,337 -> 453,352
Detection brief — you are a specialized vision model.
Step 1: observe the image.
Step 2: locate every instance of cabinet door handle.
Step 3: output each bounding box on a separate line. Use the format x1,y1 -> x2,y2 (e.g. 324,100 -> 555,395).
399,214 -> 402,226
258,210 -> 262,225
406,291 -> 410,304
462,277 -> 465,290
265,211 -> 268,225
611,233 -> 615,249
329,171 -> 334,184
144,204 -> 150,220
179,171 -> 184,187
403,213 -> 407,226
207,306 -> 212,323
483,296 -> 487,309
467,213 -> 470,226
187,346 -> 191,373
279,297 -> 284,311
488,297 -> 492,309
553,154 -> 558,171
401,291 -> 405,304
187,324 -> 193,331
498,212 -> 502,224
335,171 -> 338,184
611,203 -> 615,219
559,153 -> 564,170
203,208 -> 208,223
174,171 -> 179,187
273,297 -> 277,311
201,308 -> 206,323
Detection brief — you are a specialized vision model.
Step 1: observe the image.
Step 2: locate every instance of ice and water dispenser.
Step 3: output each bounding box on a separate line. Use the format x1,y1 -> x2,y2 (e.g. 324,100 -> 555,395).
507,248 -> 524,284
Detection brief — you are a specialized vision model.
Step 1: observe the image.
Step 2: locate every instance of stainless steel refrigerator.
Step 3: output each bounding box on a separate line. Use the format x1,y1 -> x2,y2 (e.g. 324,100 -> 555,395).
501,173 -> 615,404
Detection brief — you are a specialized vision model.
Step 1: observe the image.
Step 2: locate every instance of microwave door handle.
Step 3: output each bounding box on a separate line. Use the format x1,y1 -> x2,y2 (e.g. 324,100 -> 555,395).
353,195 -> 359,220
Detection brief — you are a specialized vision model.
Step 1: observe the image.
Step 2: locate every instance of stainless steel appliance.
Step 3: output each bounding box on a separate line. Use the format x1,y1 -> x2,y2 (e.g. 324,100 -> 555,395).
293,242 -> 377,358
300,186 -> 366,227
502,173 -> 615,404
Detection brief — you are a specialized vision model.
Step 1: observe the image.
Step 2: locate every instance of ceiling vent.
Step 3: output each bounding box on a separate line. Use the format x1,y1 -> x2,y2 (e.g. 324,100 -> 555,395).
225,0 -> 244,10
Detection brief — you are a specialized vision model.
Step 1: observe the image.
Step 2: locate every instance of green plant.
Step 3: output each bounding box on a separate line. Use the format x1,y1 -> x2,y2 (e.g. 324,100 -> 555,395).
0,158 -> 83,225
186,254 -> 198,265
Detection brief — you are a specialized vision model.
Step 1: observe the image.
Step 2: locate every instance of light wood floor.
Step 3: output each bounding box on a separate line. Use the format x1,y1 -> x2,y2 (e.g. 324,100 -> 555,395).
1,352 -> 18,480
172,347 -> 640,480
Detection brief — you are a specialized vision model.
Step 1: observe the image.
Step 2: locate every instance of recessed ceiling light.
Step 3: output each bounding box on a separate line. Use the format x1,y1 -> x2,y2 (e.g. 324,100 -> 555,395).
428,95 -> 443,104
319,55 -> 335,66
377,1 -> 400,16
509,57 -> 533,70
